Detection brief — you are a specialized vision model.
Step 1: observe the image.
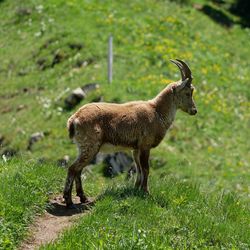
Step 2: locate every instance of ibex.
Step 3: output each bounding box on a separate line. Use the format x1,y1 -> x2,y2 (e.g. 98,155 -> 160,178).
63,59 -> 197,208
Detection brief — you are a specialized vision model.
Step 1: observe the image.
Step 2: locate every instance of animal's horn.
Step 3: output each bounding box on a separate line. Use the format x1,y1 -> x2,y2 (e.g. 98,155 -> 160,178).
175,59 -> 193,81
170,59 -> 185,81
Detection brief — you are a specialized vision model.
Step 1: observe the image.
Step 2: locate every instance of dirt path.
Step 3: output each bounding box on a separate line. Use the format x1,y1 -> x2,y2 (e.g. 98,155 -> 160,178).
19,195 -> 93,250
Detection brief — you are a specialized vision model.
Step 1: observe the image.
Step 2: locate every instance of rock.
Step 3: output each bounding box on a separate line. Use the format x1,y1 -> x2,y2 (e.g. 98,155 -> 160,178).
102,152 -> 134,178
1,148 -> 18,159
27,131 -> 49,151
72,87 -> 86,99
57,155 -> 70,167
16,104 -> 26,112
81,83 -> 99,94
64,83 -> 100,110
64,88 -> 86,110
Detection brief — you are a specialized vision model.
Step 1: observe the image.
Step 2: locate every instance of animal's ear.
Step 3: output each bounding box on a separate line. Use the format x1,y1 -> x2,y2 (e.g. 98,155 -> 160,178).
174,78 -> 189,93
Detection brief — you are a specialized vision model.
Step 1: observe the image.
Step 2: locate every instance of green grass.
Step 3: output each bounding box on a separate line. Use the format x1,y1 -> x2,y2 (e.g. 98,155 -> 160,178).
0,0 -> 250,249
0,159 -> 65,249
42,176 -> 250,249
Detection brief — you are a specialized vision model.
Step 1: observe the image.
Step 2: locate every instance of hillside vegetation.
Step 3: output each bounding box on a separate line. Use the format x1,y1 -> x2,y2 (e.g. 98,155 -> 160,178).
0,0 -> 249,249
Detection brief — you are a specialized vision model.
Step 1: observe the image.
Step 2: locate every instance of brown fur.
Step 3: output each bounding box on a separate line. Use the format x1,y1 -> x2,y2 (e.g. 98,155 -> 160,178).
63,60 -> 197,207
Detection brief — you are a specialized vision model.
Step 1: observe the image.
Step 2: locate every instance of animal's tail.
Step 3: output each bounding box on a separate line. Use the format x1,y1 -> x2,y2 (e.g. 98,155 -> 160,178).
67,119 -> 75,139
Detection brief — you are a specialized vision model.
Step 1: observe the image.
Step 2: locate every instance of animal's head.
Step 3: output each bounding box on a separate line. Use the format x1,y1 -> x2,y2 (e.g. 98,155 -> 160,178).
171,59 -> 197,116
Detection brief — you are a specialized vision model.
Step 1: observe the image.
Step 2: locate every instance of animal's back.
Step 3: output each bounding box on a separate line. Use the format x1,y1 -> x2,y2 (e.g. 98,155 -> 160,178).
67,101 -> 162,149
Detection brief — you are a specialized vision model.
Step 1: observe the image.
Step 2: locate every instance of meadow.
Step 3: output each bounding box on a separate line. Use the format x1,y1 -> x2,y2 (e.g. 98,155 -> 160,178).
0,0 -> 249,249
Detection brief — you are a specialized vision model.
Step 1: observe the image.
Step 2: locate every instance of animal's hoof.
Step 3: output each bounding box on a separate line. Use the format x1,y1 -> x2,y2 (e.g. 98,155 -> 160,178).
81,197 -> 95,205
79,196 -> 88,204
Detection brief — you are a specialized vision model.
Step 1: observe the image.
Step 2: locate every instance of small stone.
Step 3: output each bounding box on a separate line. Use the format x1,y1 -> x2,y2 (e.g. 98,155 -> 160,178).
57,155 -> 70,167
72,87 -> 86,99
81,83 -> 99,94
27,132 -> 47,151
16,104 -> 26,112
64,89 -> 86,110
64,83 -> 100,110
1,148 -> 18,159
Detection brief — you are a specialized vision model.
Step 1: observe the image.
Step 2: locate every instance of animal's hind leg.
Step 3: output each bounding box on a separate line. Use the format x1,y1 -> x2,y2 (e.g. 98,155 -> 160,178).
63,143 -> 100,207
63,158 -> 80,207
63,158 -> 82,207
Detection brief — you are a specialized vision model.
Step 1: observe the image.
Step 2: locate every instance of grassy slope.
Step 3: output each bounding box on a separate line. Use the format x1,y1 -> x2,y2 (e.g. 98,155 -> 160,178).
0,0 -> 249,249
42,178 -> 250,249
0,160 -> 65,249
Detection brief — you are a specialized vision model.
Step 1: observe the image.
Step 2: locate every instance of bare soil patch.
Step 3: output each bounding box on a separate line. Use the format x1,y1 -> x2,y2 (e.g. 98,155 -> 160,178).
19,195 -> 94,250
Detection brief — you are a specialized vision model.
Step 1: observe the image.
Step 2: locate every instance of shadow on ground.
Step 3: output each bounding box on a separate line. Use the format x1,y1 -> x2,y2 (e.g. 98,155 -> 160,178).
195,1 -> 250,28
46,186 -> 170,218
46,196 -> 94,217
230,0 -> 250,27
199,4 -> 234,28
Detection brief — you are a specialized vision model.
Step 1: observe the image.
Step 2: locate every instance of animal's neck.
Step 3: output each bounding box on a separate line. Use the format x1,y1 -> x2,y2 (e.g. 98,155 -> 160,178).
153,84 -> 177,127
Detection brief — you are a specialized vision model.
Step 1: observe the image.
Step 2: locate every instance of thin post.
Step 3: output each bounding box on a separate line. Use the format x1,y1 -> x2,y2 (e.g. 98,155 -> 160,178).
108,35 -> 113,84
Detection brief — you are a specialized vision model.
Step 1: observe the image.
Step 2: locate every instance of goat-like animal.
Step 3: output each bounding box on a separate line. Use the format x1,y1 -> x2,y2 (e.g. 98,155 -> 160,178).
63,59 -> 197,207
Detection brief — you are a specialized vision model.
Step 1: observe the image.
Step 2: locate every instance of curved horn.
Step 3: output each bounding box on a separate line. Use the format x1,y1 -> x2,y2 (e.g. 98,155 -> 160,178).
170,59 -> 185,81
175,59 -> 193,81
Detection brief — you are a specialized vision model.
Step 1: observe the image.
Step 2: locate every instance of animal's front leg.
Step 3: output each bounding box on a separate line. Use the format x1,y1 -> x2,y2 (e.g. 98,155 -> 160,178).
133,150 -> 142,189
140,149 -> 150,193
